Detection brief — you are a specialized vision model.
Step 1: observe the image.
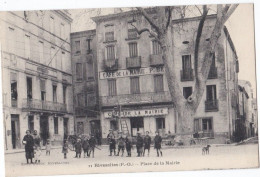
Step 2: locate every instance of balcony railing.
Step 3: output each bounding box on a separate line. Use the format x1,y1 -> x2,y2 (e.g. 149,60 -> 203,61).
22,99 -> 67,113
208,66 -> 218,79
205,99 -> 218,112
105,32 -> 114,42
104,59 -> 118,71
180,68 -> 194,81
100,91 -> 172,107
127,29 -> 138,39
150,54 -> 163,66
126,56 -> 141,69
11,99 -> 17,107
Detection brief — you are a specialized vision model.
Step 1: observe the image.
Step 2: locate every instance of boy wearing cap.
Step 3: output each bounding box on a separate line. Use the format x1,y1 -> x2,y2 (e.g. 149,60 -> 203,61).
136,132 -> 143,157
117,132 -> 125,156
143,131 -> 151,156
154,131 -> 163,157
74,138 -> 82,158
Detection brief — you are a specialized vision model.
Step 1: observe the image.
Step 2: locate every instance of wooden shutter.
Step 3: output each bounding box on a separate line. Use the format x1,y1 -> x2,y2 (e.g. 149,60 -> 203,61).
130,77 -> 140,94
129,43 -> 138,57
108,79 -> 117,96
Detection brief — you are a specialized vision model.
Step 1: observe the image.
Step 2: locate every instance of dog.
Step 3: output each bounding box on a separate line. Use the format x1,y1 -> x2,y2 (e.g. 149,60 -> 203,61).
202,145 -> 211,155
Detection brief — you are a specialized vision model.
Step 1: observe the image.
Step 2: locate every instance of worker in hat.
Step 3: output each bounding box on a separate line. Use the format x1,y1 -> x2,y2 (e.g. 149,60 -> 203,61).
136,132 -> 144,157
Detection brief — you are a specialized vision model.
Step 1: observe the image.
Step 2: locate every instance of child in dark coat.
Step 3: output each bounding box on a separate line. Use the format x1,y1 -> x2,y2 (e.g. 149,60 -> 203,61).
62,139 -> 69,159
74,138 -> 82,158
154,131 -> 163,157
82,136 -> 90,158
117,134 -> 125,156
125,136 -> 132,157
89,135 -> 96,158
143,131 -> 151,156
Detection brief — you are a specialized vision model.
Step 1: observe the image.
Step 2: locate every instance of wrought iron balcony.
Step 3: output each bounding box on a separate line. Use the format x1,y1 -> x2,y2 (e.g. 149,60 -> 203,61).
127,29 -> 138,39
104,59 -> 118,71
150,54 -> 163,66
22,99 -> 67,113
208,66 -> 218,79
180,68 -> 194,81
126,56 -> 141,69
205,99 -> 218,112
100,91 -> 172,107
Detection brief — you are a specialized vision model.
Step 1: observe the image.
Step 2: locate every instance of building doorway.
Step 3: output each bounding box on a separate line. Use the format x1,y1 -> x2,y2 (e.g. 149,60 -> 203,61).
63,118 -> 69,140
130,117 -> 144,136
40,115 -> 49,146
11,114 -> 20,149
156,118 -> 165,136
90,120 -> 102,145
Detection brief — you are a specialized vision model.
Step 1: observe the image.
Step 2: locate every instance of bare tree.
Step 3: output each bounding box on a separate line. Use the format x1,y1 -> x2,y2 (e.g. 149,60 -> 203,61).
130,5 -> 238,141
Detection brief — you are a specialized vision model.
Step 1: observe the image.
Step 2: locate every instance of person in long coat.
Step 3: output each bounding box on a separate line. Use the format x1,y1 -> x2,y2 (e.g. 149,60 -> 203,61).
154,131 -> 163,157
82,136 -> 90,158
89,135 -> 96,158
136,132 -> 144,157
74,138 -> 82,158
22,130 -> 34,164
143,131 -> 151,156
62,139 -> 69,159
125,135 -> 132,157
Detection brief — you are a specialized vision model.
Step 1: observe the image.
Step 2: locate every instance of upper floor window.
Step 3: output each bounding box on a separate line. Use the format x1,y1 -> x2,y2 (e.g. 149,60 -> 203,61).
63,85 -> 66,104
127,21 -> 138,39
87,39 -> 92,53
130,77 -> 140,94
129,42 -> 138,58
108,79 -> 117,96
76,63 -> 83,81
27,77 -> 32,100
152,40 -> 161,55
50,47 -> 57,68
106,45 -> 115,60
77,93 -> 85,107
154,75 -> 164,92
206,85 -> 217,101
40,79 -> 46,101
60,23 -> 65,39
105,24 -> 114,42
75,41 -> 81,54
50,16 -> 55,34
24,34 -> 31,59
182,55 -> 192,70
39,41 -> 44,64
52,85 -> 57,102
10,72 -> 18,107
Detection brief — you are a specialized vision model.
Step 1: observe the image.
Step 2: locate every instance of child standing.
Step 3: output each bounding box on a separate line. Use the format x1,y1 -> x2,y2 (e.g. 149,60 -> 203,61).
46,139 -> 51,156
125,136 -> 132,157
117,133 -> 125,157
62,139 -> 69,159
34,146 -> 41,163
74,138 -> 82,158
82,136 -> 90,158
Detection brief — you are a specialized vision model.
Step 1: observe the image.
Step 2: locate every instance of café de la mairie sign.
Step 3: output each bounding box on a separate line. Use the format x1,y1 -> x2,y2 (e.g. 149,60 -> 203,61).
99,66 -> 164,79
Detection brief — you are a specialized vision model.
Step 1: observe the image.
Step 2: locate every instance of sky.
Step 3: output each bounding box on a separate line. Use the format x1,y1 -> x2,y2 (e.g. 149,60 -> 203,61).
69,4 -> 257,97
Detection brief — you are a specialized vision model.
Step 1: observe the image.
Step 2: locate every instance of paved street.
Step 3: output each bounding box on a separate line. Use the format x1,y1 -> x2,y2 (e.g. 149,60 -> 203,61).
5,144 -> 259,177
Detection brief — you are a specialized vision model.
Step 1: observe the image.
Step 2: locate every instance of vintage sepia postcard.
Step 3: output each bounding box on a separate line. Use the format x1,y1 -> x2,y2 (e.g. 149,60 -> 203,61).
0,1 -> 259,177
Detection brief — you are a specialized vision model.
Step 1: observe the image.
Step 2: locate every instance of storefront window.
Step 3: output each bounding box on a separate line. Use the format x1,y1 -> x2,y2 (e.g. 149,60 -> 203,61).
130,117 -> 144,136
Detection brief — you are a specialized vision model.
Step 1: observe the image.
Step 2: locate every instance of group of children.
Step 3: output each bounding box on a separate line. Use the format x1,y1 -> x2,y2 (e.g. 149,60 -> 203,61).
107,130 -> 163,157
62,134 -> 97,159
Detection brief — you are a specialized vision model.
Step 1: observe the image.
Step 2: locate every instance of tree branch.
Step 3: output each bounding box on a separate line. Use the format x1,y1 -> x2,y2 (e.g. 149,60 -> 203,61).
165,6 -> 172,30
194,5 -> 208,82
136,7 -> 161,34
222,4 -> 239,23
130,22 -> 160,43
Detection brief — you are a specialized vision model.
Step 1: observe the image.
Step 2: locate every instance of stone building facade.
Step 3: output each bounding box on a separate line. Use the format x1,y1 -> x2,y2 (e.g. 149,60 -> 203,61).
92,11 -> 239,144
237,80 -> 257,140
1,10 -> 74,149
70,30 -> 101,137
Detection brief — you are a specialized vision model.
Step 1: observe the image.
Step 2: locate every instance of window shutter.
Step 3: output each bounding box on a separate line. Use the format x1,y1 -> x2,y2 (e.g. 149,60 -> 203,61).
40,80 -> 46,91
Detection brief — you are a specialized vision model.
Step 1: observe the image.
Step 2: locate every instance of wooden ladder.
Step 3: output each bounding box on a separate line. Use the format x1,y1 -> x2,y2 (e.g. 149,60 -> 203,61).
120,120 -> 130,136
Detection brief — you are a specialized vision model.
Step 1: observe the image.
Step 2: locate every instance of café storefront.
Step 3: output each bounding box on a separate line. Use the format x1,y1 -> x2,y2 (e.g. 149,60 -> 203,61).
101,107 -> 176,138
